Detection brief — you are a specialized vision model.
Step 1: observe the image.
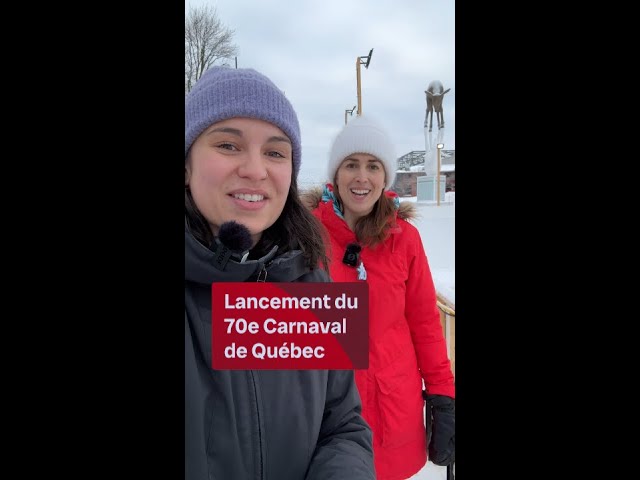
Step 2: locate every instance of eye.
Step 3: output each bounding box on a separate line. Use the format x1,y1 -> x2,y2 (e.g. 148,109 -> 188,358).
266,151 -> 286,158
345,162 -> 357,169
217,142 -> 238,151
368,163 -> 380,170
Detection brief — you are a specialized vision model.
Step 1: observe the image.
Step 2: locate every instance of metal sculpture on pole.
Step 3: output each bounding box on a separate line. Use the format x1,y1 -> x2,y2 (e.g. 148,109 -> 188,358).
424,80 -> 451,132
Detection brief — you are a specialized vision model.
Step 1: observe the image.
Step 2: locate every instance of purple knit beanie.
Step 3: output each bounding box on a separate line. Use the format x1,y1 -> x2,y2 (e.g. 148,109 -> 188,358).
185,66 -> 302,179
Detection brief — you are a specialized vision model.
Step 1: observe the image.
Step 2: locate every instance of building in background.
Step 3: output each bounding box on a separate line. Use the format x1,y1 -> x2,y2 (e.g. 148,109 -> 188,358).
392,150 -> 455,196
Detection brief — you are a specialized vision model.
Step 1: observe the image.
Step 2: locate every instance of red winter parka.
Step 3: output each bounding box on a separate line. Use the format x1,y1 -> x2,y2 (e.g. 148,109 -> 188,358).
308,187 -> 455,480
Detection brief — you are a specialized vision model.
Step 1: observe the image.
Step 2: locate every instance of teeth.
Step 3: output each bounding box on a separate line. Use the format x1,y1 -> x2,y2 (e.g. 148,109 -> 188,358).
233,193 -> 264,202
351,189 -> 370,195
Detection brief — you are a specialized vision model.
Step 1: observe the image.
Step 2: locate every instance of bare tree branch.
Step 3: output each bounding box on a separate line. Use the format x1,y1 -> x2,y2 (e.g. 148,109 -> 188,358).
185,5 -> 238,94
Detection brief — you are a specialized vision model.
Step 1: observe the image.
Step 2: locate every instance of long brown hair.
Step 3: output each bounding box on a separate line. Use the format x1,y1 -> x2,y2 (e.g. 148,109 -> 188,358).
333,187 -> 397,248
185,173 -> 329,270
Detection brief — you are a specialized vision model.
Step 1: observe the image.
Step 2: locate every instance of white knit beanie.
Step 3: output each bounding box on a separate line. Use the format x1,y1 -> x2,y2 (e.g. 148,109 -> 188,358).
328,114 -> 397,189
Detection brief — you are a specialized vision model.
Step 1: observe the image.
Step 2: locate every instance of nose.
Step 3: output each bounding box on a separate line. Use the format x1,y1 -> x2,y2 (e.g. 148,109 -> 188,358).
353,166 -> 368,183
237,149 -> 268,180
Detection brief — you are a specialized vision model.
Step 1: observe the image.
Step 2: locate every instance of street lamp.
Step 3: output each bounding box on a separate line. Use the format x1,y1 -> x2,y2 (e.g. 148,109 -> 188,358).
344,105 -> 356,125
356,48 -> 374,115
436,143 -> 444,206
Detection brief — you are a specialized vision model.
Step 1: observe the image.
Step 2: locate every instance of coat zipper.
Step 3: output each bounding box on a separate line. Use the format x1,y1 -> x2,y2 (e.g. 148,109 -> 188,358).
249,371 -> 264,479
252,261 -> 271,476
256,261 -> 273,282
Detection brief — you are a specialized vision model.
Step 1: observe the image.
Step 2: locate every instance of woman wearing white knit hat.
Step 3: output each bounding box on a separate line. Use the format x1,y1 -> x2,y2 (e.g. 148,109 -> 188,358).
304,114 -> 455,480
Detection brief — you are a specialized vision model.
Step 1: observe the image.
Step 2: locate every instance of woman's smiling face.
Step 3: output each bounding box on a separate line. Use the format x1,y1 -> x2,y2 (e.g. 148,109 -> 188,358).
185,117 -> 293,246
335,153 -> 386,226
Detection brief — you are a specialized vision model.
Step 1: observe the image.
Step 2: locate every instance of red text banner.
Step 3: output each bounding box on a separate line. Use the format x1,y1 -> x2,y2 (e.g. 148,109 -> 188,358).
212,282 -> 368,369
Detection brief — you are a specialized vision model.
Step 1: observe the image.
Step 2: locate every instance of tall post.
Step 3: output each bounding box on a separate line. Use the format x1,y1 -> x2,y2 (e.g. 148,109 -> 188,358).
356,57 -> 362,115
345,106 -> 356,125
356,48 -> 373,116
437,143 -> 444,206
355,49 -> 373,117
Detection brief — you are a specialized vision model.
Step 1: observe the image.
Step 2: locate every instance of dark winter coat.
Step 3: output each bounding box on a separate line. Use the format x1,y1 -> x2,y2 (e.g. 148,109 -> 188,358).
185,225 -> 375,480
306,187 -> 455,480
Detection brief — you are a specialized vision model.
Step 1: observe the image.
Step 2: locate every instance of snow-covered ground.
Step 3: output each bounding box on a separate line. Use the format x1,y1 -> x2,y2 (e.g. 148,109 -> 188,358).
402,197 -> 455,306
410,459 -> 448,479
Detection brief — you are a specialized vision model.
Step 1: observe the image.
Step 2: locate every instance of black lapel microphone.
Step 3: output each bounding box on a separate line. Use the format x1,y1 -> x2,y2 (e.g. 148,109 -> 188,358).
211,221 -> 252,270
342,243 -> 361,267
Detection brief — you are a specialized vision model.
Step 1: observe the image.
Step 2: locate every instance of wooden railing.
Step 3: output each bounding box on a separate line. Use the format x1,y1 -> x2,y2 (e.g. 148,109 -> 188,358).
436,293 -> 456,480
436,293 -> 455,377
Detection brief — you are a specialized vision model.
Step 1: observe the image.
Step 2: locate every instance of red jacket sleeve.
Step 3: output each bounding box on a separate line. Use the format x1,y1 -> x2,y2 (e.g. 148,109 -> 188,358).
402,222 -> 455,398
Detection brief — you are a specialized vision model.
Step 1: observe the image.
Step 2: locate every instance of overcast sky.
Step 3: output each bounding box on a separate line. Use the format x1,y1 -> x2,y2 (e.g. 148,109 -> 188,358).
185,0 -> 455,188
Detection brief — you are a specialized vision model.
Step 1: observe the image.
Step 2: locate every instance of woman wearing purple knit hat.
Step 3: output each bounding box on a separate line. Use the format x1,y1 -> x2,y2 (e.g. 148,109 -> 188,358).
184,66 -> 375,480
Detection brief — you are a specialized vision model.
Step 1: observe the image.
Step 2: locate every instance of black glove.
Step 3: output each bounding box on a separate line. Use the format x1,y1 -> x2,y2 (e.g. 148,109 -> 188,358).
425,393 -> 455,466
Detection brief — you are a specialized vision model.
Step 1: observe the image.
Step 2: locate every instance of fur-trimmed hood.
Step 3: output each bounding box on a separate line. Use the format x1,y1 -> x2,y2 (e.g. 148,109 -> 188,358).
300,184 -> 418,222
